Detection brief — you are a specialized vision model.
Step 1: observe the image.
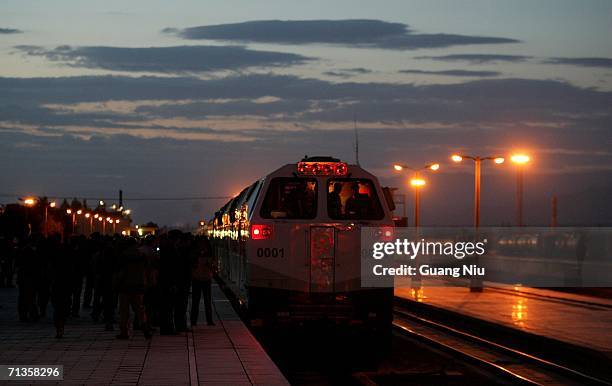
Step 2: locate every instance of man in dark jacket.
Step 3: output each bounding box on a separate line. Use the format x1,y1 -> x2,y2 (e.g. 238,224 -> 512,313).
116,238 -> 151,339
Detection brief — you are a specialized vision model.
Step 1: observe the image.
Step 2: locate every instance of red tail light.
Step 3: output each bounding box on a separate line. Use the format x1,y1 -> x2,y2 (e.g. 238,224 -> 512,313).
251,224 -> 273,240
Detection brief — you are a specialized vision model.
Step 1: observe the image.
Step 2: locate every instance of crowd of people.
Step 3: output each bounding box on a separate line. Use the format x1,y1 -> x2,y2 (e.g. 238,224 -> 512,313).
0,231 -> 216,339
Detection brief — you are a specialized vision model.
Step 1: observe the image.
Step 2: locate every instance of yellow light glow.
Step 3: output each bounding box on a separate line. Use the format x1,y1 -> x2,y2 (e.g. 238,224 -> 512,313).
494,157 -> 505,164
94,213 -> 99,218
106,217 -> 111,221
76,210 -> 82,215
49,202 -> 56,208
393,164 -> 404,171
410,178 -> 426,187
121,231 -> 127,236
115,219 -> 120,224
98,217 -> 103,222
511,154 -> 530,164
66,209 -> 72,214
451,154 -> 463,163
199,221 -> 205,226
135,225 -> 139,229
124,209 -> 131,215
23,198 -> 36,206
138,229 -> 143,236
85,213 -> 90,218
429,163 -> 440,171
99,200 -> 105,206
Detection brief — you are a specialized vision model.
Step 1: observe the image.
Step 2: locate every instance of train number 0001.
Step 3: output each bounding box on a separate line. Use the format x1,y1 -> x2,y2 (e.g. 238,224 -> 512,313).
256,248 -> 285,258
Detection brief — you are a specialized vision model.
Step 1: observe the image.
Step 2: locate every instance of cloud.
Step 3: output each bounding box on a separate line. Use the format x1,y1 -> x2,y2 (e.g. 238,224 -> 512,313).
416,54 -> 532,63
0,28 -> 22,34
323,67 -> 373,78
399,69 -> 500,77
15,45 -> 310,73
166,19 -> 519,50
543,57 -> 612,68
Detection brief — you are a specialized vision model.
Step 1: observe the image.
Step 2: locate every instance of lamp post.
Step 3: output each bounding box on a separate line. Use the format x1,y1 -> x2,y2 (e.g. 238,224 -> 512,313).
22,197 -> 36,236
66,209 -> 76,234
393,163 -> 439,228
510,154 -> 530,227
451,154 -> 504,228
452,154 -> 504,292
85,213 -> 92,234
45,201 -> 56,236
410,176 -> 427,228
113,219 -> 119,234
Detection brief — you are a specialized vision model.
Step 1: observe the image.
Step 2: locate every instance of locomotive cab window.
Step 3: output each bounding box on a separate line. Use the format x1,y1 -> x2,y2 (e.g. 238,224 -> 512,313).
261,178 -> 317,219
327,179 -> 384,220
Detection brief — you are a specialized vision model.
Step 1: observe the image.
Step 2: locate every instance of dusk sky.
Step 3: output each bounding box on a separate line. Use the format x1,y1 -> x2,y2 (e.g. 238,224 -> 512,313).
1,0 -> 611,227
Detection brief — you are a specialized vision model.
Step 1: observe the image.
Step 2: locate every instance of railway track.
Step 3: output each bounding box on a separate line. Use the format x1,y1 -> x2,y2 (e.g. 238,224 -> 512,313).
393,307 -> 612,386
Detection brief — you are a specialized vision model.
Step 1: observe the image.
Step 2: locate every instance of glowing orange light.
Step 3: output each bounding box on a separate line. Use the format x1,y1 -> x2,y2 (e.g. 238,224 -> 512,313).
410,178 -> 426,187
511,154 -> 530,164
76,209 -> 82,215
115,219 -> 120,224
494,157 -> 505,164
23,198 -> 36,206
94,213 -> 99,218
451,154 -> 463,162
393,164 -> 404,171
66,209 -> 72,214
49,202 -> 56,208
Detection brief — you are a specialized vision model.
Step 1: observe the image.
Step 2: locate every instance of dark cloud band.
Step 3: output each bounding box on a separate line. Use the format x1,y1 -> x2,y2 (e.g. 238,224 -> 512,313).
399,69 -> 500,77
15,45 -> 311,73
543,57 -> 612,68
415,54 -> 532,63
166,19 -> 519,50
0,27 -> 22,34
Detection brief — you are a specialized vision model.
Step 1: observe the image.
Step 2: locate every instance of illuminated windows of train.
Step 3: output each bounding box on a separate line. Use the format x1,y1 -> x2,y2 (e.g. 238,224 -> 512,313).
260,177 -> 317,219
327,179 -> 384,220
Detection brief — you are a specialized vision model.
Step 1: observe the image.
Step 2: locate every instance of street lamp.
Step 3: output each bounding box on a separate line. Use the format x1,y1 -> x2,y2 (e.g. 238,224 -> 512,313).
85,213 -> 93,234
451,154 -> 505,228
393,162 -> 440,227
66,208 -> 76,234
511,153 -> 530,227
44,201 -> 56,236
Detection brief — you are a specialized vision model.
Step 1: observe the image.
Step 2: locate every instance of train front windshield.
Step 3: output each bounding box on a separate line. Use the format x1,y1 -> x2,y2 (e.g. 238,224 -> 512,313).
260,177 -> 317,219
327,179 -> 384,220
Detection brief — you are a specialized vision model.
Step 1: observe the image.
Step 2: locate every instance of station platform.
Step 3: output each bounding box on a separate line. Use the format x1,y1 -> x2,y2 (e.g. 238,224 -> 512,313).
0,284 -> 289,385
395,277 -> 612,357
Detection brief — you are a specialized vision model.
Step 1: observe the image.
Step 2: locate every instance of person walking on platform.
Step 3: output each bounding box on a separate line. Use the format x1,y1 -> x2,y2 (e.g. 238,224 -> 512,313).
115,238 -> 151,339
16,238 -> 39,322
140,236 -> 160,328
0,236 -> 16,288
50,239 -> 73,338
190,237 -> 215,327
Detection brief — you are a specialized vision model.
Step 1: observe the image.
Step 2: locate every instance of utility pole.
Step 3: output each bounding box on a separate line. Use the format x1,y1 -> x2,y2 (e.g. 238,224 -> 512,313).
354,115 -> 360,166
551,195 -> 558,227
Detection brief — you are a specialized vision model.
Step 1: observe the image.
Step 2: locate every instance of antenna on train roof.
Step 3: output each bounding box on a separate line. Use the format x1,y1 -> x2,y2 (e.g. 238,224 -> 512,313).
354,113 -> 360,166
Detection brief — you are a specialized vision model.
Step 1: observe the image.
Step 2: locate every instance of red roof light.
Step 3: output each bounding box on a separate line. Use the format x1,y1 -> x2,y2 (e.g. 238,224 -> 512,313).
297,161 -> 348,176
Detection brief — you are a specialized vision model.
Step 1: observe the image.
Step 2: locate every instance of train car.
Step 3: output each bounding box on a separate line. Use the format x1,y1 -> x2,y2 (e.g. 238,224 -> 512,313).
210,156 -> 395,344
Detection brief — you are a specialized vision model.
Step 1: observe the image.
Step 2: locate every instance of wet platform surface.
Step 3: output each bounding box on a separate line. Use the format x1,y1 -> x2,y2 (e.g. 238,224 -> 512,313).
0,284 -> 288,385
395,278 -> 612,356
